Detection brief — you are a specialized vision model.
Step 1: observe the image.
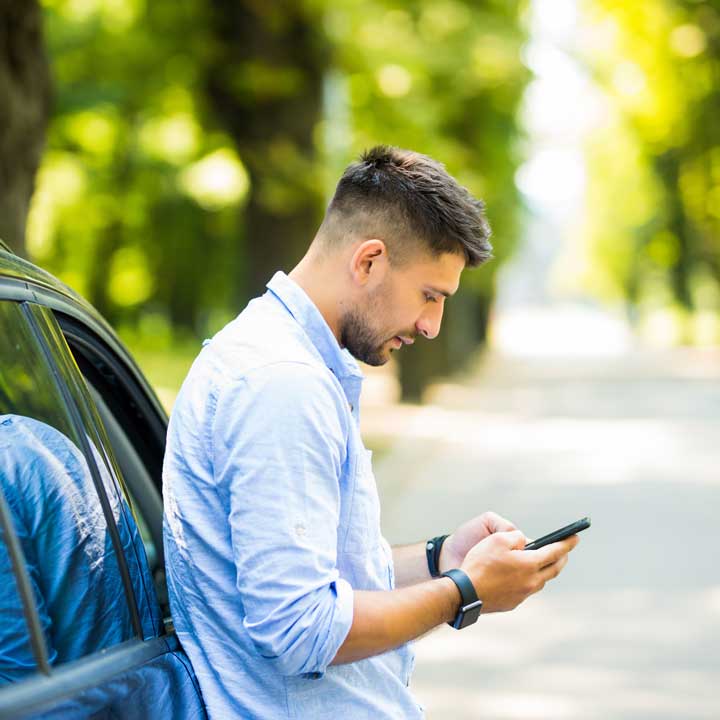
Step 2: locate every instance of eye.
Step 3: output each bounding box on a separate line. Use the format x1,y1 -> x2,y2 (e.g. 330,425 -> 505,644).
424,293 -> 438,304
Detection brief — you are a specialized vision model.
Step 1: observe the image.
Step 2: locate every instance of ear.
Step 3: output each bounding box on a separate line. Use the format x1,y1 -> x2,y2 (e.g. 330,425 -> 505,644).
349,239 -> 388,287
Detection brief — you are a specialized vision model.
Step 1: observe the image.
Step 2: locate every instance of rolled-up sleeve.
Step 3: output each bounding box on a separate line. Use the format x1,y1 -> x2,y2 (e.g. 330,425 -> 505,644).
211,362 -> 354,677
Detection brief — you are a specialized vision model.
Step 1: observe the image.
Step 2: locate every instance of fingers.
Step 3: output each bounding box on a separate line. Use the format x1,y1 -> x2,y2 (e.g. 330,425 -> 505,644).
527,549 -> 571,597
530,534 -> 580,569
464,528 -> 577,612
538,552 -> 569,582
483,511 -> 517,534
524,555 -> 569,597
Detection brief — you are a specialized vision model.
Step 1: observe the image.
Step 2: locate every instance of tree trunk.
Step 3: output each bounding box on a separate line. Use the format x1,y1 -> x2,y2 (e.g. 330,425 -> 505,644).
654,150 -> 693,310
204,0 -> 328,302
0,1 -> 51,256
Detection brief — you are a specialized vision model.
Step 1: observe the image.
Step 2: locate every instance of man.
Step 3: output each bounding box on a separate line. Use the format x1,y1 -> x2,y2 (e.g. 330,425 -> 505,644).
163,146 -> 578,719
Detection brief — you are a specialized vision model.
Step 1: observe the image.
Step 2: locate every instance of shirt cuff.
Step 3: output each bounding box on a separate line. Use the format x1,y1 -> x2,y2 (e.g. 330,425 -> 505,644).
301,577 -> 354,679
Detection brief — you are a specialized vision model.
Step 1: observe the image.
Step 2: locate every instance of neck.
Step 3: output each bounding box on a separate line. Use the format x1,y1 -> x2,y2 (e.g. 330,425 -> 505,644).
289,251 -> 344,343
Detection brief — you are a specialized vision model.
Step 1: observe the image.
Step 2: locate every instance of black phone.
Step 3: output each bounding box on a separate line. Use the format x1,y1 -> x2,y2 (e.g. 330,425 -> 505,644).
523,516 -> 591,551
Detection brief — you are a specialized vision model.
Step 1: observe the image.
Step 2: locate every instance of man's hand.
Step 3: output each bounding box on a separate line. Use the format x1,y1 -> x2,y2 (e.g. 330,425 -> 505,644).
459,530 -> 579,613
337,528 -> 580,664
439,511 -> 520,574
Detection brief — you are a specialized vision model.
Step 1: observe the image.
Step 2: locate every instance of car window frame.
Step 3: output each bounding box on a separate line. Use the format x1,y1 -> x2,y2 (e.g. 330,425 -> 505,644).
0,635 -> 176,718
20,301 -> 146,640
58,316 -> 167,488
59,317 -> 167,564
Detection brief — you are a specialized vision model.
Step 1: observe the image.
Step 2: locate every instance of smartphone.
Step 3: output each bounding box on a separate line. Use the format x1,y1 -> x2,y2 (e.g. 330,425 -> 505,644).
523,516 -> 591,551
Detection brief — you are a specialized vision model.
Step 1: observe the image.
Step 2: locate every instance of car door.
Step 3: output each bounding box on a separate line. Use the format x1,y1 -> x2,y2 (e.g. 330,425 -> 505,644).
0,294 -> 206,719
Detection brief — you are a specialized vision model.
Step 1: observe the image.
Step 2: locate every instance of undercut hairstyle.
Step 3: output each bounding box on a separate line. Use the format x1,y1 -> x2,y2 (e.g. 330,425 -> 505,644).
317,145 -> 493,267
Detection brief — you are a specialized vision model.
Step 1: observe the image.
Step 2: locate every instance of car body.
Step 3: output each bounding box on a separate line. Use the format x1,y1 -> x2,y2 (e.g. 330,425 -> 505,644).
0,240 -> 206,719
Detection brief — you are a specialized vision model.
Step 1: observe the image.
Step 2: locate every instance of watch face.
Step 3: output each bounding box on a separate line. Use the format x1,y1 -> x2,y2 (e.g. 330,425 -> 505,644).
456,599 -> 483,629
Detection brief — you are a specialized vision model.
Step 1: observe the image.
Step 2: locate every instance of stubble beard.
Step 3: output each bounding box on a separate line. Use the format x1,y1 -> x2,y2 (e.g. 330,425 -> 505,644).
339,306 -> 390,366
339,284 -> 395,366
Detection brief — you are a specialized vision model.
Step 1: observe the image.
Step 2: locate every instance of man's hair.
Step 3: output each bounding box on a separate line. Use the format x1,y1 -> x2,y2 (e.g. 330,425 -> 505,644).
318,145 -> 493,267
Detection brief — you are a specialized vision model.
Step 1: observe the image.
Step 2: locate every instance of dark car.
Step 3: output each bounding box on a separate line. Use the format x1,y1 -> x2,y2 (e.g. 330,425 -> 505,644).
0,240 -> 206,719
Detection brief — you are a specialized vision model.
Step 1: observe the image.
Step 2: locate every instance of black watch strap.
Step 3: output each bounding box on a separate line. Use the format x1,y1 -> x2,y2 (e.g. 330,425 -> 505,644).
426,534 -> 449,578
441,568 -> 483,630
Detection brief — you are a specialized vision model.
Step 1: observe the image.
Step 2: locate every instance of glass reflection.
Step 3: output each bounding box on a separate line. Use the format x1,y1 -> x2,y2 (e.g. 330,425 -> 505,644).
0,414 -> 138,676
0,512 -> 38,683
0,301 -> 157,684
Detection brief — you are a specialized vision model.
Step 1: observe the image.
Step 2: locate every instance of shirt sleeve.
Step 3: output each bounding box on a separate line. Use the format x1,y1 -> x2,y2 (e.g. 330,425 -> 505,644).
211,362 -> 354,678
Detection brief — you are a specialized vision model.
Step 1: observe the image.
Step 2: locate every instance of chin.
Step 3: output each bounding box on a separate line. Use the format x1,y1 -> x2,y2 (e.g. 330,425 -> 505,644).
362,345 -> 393,366
363,354 -> 390,367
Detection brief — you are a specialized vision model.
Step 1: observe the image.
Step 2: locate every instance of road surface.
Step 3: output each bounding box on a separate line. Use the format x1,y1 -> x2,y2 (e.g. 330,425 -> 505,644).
367,349 -> 720,720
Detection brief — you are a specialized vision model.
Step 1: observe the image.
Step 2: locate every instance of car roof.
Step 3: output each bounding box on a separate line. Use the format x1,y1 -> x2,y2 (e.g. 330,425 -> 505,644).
0,241 -> 95,312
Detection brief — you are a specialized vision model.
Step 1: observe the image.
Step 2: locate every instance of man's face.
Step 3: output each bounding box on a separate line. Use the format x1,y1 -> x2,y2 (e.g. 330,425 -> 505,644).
339,251 -> 465,366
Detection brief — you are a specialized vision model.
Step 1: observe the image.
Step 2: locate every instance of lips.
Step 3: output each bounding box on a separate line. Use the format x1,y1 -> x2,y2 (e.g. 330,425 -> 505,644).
391,335 -> 414,348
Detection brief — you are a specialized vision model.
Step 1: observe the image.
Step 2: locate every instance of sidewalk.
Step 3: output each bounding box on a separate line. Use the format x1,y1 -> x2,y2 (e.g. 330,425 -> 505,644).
366,348 -> 720,720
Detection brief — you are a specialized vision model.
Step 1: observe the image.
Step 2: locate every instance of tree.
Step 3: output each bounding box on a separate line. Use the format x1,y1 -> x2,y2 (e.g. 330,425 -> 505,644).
581,0 -> 720,340
204,1 -> 330,301
0,1 -> 51,256
23,0 -> 530,398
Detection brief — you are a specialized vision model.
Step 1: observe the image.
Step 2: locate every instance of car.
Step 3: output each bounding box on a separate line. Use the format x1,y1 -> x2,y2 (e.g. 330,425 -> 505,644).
0,239 -> 206,719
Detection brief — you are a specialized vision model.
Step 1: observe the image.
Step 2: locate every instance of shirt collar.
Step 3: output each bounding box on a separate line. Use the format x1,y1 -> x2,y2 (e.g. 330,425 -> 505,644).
266,271 -> 363,388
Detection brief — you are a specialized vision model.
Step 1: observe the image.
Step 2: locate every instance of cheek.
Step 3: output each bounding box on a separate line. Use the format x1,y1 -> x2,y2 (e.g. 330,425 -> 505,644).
376,283 -> 419,335
390,311 -> 416,336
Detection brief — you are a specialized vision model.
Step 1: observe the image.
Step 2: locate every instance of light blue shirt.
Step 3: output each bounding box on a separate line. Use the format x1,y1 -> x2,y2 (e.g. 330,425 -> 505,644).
163,272 -> 423,719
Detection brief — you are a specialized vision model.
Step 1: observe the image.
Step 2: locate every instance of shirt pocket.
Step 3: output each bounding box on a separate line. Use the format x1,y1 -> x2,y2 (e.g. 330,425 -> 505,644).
342,449 -> 382,554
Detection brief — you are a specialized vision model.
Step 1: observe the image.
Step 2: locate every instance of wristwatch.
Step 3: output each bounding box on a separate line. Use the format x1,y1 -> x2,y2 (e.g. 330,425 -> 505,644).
441,568 -> 483,630
425,534 -> 449,578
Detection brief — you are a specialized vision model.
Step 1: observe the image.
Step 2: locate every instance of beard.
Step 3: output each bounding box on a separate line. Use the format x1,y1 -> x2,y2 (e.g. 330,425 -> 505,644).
339,306 -> 391,366
338,283 -> 398,366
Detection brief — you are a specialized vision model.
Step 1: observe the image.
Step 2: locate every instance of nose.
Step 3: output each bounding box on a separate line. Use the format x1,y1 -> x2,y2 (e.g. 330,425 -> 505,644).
415,302 -> 444,340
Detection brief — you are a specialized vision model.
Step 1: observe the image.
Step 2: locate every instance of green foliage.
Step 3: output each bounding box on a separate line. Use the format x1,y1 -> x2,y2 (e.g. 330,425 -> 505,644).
28,0 -> 530,395
581,0 -> 720,344
31,0 -> 245,332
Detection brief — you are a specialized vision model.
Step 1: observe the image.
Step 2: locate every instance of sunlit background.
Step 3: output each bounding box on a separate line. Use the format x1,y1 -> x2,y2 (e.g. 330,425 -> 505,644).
5,0 -> 720,717
12,0 -> 719,399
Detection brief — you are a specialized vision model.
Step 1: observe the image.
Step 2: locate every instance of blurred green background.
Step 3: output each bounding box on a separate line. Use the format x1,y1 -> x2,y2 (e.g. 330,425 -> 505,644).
2,0 -> 719,402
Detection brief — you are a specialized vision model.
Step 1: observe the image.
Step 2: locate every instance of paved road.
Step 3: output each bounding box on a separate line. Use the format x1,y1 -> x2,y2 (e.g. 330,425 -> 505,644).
368,349 -> 720,720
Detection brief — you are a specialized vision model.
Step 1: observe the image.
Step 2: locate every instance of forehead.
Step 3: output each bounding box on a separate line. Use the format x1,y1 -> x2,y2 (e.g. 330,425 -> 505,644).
396,252 -> 465,295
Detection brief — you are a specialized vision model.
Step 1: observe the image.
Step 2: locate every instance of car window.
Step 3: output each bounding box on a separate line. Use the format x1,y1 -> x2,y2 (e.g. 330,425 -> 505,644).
24,304 -> 162,639
58,317 -> 169,612
85,383 -> 167,606
0,300 -> 155,682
